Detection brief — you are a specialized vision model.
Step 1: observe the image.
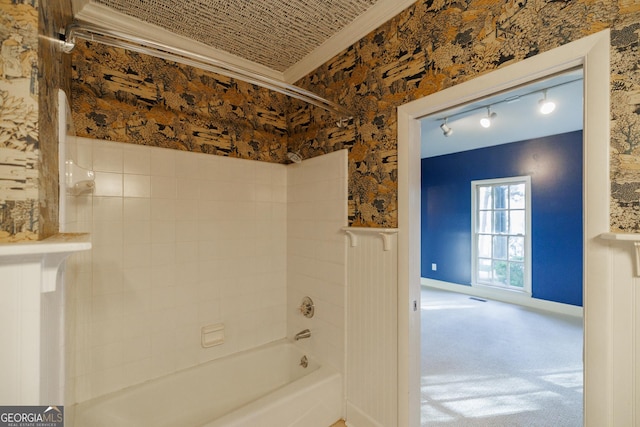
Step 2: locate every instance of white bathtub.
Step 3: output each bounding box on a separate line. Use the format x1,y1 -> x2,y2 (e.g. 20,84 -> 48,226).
73,340 -> 343,427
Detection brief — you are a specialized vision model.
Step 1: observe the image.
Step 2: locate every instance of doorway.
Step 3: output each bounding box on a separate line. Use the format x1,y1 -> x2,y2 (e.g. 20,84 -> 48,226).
419,69 -> 584,310
418,70 -> 585,424
397,30 -> 612,427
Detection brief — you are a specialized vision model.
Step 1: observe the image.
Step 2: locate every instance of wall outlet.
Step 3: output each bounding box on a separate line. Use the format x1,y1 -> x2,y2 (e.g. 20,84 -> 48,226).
431,263 -> 437,271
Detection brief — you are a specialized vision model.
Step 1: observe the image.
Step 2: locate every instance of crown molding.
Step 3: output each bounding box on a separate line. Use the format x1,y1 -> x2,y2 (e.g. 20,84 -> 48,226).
73,3 -> 285,82
72,1 -> 415,87
283,0 -> 416,83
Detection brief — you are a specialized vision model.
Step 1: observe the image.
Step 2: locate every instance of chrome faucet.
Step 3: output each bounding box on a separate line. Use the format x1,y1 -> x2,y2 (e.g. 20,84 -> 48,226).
294,329 -> 311,341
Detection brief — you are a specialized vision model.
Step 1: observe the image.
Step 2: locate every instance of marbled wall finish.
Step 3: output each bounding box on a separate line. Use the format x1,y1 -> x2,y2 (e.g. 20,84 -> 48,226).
293,0 -> 640,229
39,0 -> 72,239
0,0 -> 39,241
71,42 -> 289,162
68,0 -> 640,230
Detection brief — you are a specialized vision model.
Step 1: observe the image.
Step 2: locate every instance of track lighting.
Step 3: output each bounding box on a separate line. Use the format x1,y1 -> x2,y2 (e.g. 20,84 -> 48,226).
480,107 -> 496,128
433,77 -> 579,136
440,118 -> 453,137
538,89 -> 556,115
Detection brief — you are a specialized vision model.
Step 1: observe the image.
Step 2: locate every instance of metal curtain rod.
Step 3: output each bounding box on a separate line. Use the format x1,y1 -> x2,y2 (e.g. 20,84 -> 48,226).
59,22 -> 352,120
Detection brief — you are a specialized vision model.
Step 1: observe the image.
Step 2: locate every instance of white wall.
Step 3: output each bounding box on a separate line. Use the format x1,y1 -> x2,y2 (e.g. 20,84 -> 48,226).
0,259 -> 42,404
66,138 -> 288,403
287,150 -> 348,375
343,229 -> 398,427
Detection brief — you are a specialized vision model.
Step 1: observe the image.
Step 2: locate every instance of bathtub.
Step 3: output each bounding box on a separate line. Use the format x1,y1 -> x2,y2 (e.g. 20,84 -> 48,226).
73,340 -> 343,427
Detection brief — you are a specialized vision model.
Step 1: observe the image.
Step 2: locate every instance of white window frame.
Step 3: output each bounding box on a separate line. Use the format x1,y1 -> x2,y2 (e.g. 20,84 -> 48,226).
471,176 -> 532,295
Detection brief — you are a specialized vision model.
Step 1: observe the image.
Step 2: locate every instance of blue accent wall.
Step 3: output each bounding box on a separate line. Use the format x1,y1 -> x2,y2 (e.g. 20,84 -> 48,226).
421,131 -> 583,307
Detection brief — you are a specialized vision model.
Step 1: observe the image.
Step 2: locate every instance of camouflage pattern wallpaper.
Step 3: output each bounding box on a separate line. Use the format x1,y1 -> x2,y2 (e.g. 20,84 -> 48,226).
293,0 -> 640,228
71,42 -> 289,162
0,0 -> 70,242
69,0 -> 640,230
0,0 -> 39,242
39,0 -> 72,239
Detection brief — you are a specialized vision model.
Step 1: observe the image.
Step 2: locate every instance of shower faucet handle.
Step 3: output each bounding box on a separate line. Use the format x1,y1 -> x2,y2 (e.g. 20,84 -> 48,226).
299,296 -> 314,318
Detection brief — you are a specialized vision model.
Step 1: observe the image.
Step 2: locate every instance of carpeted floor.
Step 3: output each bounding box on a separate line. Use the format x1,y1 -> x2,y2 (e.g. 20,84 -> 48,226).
421,286 -> 583,427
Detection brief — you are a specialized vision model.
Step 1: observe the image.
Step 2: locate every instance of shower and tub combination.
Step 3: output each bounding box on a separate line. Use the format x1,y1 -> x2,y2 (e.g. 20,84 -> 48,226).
59,22 -> 349,427
74,298 -> 340,427
71,291 -> 342,427
60,90 -> 349,426
74,340 -> 341,427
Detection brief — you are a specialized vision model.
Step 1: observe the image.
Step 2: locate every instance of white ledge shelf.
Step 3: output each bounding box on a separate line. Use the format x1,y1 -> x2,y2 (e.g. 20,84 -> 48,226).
599,232 -> 640,242
600,232 -> 640,276
342,227 -> 399,251
0,233 -> 91,256
0,233 -> 91,292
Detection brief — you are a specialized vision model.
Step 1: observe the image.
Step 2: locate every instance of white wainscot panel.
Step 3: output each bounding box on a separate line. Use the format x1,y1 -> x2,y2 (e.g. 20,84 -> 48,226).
343,227 -> 398,427
0,234 -> 90,405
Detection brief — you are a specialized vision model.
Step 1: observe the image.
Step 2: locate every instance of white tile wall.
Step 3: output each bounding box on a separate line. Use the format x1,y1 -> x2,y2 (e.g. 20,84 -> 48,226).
64,140 -> 348,407
287,150 -> 348,375
61,135 -> 94,414
67,138 -> 288,403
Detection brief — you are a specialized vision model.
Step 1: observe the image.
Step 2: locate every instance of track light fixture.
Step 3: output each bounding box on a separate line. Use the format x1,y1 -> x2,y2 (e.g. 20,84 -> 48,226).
440,118 -> 453,137
538,89 -> 556,115
433,76 -> 581,135
480,107 -> 497,128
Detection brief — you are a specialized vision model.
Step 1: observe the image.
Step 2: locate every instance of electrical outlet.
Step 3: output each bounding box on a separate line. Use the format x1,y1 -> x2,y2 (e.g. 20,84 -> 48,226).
432,263 -> 437,271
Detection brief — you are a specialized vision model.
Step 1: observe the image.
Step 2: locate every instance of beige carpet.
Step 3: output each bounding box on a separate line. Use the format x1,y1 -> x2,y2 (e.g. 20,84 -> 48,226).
421,286 -> 583,426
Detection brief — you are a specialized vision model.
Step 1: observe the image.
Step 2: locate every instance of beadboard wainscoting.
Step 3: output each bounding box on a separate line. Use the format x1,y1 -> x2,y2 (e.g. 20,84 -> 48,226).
0,235 -> 90,405
343,228 -> 398,427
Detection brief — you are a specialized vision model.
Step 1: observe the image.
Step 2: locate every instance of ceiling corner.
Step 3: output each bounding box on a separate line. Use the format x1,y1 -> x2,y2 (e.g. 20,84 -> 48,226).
72,2 -> 286,82
283,0 -> 416,83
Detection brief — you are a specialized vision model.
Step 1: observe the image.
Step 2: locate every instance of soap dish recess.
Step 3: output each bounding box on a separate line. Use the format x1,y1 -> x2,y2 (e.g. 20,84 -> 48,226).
201,323 -> 225,348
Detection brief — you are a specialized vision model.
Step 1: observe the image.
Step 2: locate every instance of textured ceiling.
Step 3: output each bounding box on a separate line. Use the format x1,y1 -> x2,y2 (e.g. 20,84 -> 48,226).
92,0 -> 379,72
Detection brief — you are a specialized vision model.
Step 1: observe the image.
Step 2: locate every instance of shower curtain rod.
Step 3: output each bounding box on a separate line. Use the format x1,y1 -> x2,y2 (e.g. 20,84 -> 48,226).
60,22 -> 352,120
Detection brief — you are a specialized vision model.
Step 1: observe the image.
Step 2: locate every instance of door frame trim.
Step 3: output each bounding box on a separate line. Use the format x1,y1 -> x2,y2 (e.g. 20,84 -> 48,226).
397,29 -> 612,426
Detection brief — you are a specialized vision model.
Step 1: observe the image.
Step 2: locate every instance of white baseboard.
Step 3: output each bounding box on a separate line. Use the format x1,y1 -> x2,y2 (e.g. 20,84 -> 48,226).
422,278 -> 583,317
345,401 -> 384,427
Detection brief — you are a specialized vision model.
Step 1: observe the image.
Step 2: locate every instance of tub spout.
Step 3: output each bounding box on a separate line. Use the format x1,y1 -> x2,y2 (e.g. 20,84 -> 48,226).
294,329 -> 311,341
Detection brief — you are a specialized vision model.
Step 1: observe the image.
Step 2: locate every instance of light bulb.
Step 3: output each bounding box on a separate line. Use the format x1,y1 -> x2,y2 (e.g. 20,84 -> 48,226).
539,99 -> 556,114
539,90 -> 556,114
480,108 -> 496,128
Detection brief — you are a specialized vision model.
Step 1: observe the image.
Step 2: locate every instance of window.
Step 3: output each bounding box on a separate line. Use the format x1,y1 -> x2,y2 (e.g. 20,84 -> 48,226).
472,176 -> 531,294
